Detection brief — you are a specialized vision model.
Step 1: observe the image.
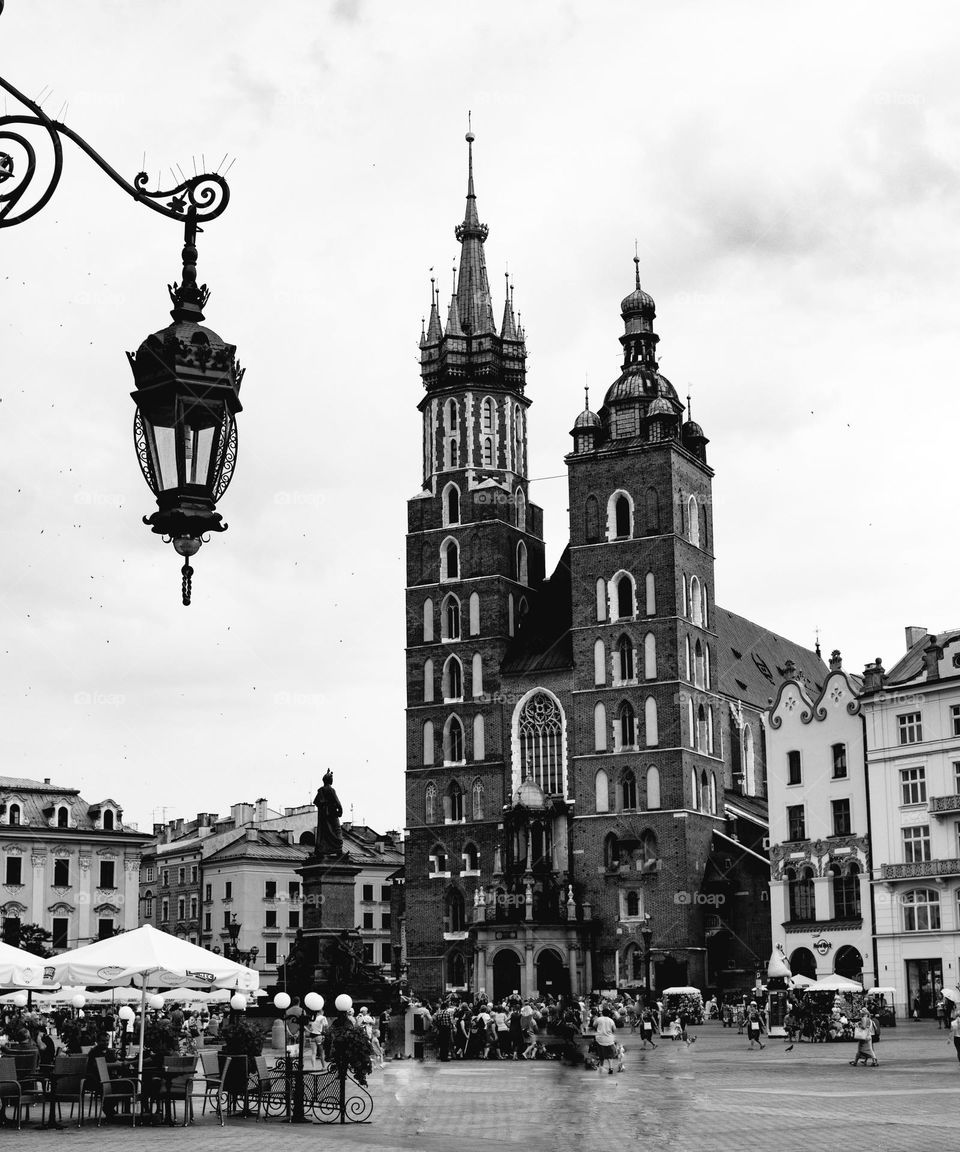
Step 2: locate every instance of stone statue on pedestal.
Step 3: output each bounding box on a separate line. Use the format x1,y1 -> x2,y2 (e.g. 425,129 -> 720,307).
313,770 -> 344,856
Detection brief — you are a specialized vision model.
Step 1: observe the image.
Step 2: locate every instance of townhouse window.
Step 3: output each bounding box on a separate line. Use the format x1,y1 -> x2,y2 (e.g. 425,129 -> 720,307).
97,919 -> 114,940
144,897 -> 154,919
362,884 -> 374,901
832,743 -> 847,779
363,944 -> 375,964
902,888 -> 940,931
362,912 -> 374,930
903,825 -> 931,863
288,910 -> 300,929
177,898 -> 185,921
898,712 -> 922,744
99,861 -> 115,889
265,881 -> 277,899
787,805 -> 806,841
265,942 -> 278,965
289,882 -> 300,900
162,870 -> 169,888
161,899 -> 169,922
144,866 -> 155,882
381,912 -> 391,930
222,910 -> 231,928
205,884 -> 212,901
952,705 -> 960,737
900,767 -> 926,806
832,799 -> 852,836
204,912 -> 211,931
53,858 -> 70,887
381,943 -> 392,964
265,910 -> 278,929
190,866 -> 198,883
52,918 -> 69,950
178,868 -> 184,885
189,897 -> 198,920
954,762 -> 960,793
381,886 -> 392,901
224,882 -> 232,900
787,751 -> 802,785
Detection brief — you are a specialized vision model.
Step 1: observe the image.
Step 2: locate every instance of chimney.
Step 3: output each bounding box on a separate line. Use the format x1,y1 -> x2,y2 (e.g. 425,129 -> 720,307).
246,827 -> 259,842
905,626 -> 927,649
862,658 -> 886,693
923,638 -> 941,682
44,777 -> 51,784
255,798 -> 270,823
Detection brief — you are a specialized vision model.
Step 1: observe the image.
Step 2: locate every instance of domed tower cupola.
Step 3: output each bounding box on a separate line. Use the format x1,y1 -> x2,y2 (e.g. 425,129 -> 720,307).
681,394 -> 709,463
646,394 -> 678,443
570,386 -> 601,454
620,254 -> 659,368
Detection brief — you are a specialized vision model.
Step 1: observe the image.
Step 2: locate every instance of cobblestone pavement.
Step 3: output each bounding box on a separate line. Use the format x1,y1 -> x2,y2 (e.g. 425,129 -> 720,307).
7,1022 -> 958,1152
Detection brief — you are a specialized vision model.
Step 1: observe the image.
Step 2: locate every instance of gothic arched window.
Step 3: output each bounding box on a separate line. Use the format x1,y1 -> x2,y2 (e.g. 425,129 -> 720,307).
614,573 -> 635,620
442,594 -> 461,641
443,655 -> 463,701
585,495 -> 601,543
687,495 -> 700,546
422,597 -> 434,642
622,769 -> 638,810
515,488 -> 526,530
646,765 -> 661,809
424,781 -> 437,823
471,778 -> 484,820
441,537 -> 459,582
473,714 -> 485,761
645,486 -> 660,534
595,768 -> 610,813
422,721 -> 434,766
482,396 -> 496,433
644,632 -> 657,680
469,592 -> 480,636
618,701 -> 637,750
644,696 -> 659,746
423,658 -> 434,703
645,572 -> 656,616
594,702 -> 607,751
517,692 -> 564,795
594,638 -> 606,686
516,541 -> 528,585
596,578 -> 607,622
444,482 -> 461,526
618,635 -> 635,682
444,715 -> 465,764
615,494 -> 632,538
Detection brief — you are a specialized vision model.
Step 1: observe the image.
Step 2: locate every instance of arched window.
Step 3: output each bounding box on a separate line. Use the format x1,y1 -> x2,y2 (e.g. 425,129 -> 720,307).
445,888 -> 465,931
700,770 -> 709,813
641,829 -> 659,868
595,768 -> 610,813
299,831 -> 315,847
687,495 -> 700,546
473,714 -> 485,761
515,488 -> 526,530
508,593 -> 515,637
644,696 -> 659,746
788,866 -> 816,921
626,890 -> 640,918
645,572 -> 656,616
471,778 -> 484,819
481,396 -> 495,433
618,702 -> 637,750
463,842 -> 480,871
690,576 -> 703,625
614,573 -> 635,620
604,832 -> 619,870
482,437 -> 494,466
690,767 -> 699,810
700,502 -> 708,551
594,702 -> 607,752
646,765 -> 661,809
708,704 -> 715,754
697,704 -> 708,750
516,541 -> 528,585
442,594 -> 461,641
423,658 -> 434,702
594,639 -> 606,686
702,583 -> 709,629
514,405 -> 524,472
644,633 -> 657,680
448,951 -> 466,986
469,592 -> 480,636
102,809 -> 115,830
9,804 -> 20,825
743,724 -> 756,795
57,806 -> 69,828
444,715 -> 465,764
441,537 -> 459,582
471,653 -> 483,697
607,490 -> 634,540
622,769 -> 638,810
518,597 -> 529,623
681,574 -> 688,617
424,782 -> 437,824
443,655 -> 463,701
615,494 -> 632,538
444,483 -> 460,526
445,780 -> 464,822
422,597 -> 434,642
517,692 -> 564,795
446,398 -> 458,434
903,889 -> 941,931
596,577 -> 607,622
687,696 -> 695,748
704,644 -> 711,689
422,721 -> 435,766
685,635 -> 691,681
645,487 -> 660,534
618,636 -> 635,682
585,495 -> 601,543
446,437 -> 459,469
694,639 -> 704,688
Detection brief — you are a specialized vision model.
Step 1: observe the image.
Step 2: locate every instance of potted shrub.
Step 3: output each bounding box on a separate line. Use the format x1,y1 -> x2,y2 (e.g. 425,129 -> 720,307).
219,1016 -> 264,1095
326,1017 -> 373,1087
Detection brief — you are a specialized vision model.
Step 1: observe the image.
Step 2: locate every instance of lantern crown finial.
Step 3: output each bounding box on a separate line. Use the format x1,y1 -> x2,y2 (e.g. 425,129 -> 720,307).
167,212 -> 210,322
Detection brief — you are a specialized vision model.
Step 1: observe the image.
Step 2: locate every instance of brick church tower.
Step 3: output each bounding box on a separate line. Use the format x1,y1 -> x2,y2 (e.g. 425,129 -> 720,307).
404,133 -> 547,995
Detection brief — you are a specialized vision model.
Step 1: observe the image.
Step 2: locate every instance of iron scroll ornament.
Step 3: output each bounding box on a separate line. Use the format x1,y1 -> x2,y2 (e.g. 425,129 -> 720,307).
0,73 -> 230,228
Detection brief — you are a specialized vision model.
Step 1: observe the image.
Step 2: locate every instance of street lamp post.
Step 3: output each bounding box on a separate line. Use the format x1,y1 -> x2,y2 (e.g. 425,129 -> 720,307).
0,68 -> 242,605
640,914 -> 653,1005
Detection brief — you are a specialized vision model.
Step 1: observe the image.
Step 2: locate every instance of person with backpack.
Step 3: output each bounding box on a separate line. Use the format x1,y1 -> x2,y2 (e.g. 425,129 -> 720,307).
746,1001 -> 765,1050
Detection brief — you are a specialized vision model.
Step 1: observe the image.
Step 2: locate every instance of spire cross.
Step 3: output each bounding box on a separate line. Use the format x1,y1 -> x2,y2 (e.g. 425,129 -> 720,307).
634,240 -> 641,289
584,380 -> 590,411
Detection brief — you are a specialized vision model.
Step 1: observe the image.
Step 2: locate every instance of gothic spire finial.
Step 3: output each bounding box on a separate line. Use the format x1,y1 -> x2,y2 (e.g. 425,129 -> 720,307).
634,240 -> 641,289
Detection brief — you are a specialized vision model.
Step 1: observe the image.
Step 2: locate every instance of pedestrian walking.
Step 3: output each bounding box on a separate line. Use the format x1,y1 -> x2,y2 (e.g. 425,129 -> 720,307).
849,1009 -> 878,1067
594,1007 -> 619,1075
434,998 -> 457,1061
746,1001 -> 765,1050
950,1010 -> 960,1065
640,1008 -> 658,1050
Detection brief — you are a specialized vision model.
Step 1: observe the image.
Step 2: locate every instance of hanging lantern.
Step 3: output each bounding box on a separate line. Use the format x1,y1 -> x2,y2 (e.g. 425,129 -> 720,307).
127,211 -> 244,605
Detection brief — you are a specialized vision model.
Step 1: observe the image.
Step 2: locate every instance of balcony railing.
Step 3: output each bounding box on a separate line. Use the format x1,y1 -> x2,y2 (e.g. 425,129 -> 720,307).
929,795 -> 960,816
880,858 -> 960,880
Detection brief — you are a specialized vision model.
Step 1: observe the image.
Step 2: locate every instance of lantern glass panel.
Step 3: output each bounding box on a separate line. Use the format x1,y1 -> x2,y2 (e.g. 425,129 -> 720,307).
151,424 -> 179,491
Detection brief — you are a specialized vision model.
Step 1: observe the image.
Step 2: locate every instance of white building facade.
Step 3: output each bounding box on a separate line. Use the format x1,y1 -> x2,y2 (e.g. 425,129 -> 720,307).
767,654 -> 874,987
862,628 -> 960,1018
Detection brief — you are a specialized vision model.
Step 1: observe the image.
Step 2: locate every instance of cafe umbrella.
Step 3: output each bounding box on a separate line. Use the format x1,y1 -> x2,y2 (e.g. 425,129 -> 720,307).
0,940 -> 50,989
45,924 -> 259,1083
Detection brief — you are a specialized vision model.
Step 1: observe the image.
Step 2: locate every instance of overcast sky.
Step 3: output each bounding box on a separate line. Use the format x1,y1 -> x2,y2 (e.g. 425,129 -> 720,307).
2,1 -> 959,835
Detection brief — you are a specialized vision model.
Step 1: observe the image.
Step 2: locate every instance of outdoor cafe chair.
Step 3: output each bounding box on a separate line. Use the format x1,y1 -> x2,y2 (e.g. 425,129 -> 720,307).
155,1056 -> 196,1126
0,1054 -> 44,1130
194,1052 -> 232,1126
94,1058 -> 138,1127
44,1053 -> 88,1128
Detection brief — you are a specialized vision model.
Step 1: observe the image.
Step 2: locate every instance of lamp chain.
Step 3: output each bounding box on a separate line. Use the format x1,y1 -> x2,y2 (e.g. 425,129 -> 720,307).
181,562 -> 193,607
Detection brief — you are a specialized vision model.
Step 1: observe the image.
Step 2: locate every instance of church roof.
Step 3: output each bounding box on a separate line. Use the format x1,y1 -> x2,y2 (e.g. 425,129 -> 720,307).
884,628 -> 960,685
714,605 -> 825,709
501,547 -> 574,675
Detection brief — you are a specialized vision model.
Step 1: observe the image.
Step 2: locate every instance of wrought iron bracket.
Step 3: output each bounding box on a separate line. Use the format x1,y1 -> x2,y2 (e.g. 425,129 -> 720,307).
0,73 -> 230,230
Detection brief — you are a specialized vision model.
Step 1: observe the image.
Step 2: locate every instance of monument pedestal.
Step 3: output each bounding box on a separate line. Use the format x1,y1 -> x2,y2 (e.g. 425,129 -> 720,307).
296,852 -> 364,1003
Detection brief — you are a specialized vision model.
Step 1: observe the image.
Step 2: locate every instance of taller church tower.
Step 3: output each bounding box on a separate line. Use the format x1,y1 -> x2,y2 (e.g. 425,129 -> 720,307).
404,134 -> 547,994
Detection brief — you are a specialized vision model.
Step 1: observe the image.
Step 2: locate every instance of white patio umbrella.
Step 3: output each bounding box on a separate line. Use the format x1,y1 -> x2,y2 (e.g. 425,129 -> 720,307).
0,940 -> 50,988
46,925 -> 259,1083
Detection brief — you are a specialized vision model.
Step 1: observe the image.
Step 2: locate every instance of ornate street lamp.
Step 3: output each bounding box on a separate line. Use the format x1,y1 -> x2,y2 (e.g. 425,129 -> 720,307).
226,914 -> 242,962
0,69 -> 241,605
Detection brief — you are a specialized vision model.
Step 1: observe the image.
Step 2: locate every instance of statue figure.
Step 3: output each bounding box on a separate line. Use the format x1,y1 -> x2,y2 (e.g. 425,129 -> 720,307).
313,770 -> 343,856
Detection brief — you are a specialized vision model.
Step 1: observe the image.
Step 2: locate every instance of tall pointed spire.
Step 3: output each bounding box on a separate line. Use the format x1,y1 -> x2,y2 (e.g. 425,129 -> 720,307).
454,122 -> 496,335
500,271 -> 518,340
426,274 -> 443,342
